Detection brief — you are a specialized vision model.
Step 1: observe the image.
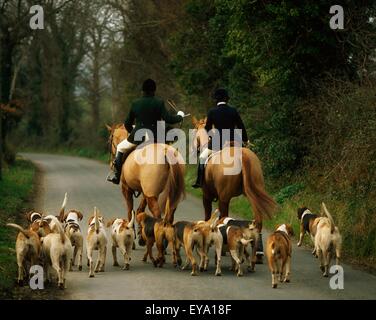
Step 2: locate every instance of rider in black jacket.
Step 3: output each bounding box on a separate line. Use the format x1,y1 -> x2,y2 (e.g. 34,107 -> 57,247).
192,88 -> 249,188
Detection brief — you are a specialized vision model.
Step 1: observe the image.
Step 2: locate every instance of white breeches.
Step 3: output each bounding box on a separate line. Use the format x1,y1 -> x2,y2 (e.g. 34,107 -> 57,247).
199,147 -> 212,164
117,139 -> 137,153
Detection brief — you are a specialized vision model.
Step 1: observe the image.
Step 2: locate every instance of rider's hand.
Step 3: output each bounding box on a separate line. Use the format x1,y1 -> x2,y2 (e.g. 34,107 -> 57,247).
177,111 -> 185,118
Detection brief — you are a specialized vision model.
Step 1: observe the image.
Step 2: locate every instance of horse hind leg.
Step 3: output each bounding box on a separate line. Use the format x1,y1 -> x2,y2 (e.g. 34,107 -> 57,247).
146,196 -> 161,219
203,192 -> 214,221
218,200 -> 229,218
122,183 -> 134,221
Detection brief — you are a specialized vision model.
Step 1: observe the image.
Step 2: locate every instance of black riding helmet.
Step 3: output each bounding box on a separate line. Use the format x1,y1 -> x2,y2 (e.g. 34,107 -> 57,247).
213,88 -> 230,102
142,79 -> 157,94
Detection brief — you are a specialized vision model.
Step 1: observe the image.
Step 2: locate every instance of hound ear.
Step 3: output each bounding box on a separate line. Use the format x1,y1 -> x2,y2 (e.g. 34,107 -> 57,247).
192,116 -> 198,126
106,124 -> 113,132
77,211 -> 83,221
25,211 -> 33,221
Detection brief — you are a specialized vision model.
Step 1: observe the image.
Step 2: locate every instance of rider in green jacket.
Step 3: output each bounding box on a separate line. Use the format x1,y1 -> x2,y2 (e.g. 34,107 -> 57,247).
107,79 -> 184,184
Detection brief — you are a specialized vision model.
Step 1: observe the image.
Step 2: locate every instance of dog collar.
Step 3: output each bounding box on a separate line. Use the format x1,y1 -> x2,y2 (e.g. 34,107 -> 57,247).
300,209 -> 312,221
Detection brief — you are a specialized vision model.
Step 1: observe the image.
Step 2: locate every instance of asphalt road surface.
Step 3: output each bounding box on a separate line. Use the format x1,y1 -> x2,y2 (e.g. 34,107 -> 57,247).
22,153 -> 376,300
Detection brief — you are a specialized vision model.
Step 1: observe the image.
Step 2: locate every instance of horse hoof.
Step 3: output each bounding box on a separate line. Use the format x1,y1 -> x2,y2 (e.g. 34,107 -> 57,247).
89,274 -> 95,278
215,272 -> 222,277
17,280 -> 24,287
113,262 -> 119,267
78,266 -> 82,271
58,283 -> 65,290
272,284 -> 277,289
123,264 -> 130,270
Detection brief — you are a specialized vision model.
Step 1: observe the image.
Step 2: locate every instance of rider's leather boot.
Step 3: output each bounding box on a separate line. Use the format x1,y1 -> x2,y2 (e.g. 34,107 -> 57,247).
107,152 -> 124,185
192,163 -> 205,189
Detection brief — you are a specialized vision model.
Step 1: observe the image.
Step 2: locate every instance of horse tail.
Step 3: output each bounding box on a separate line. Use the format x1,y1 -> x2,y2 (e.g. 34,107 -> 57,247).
241,148 -> 277,220
164,147 -> 186,222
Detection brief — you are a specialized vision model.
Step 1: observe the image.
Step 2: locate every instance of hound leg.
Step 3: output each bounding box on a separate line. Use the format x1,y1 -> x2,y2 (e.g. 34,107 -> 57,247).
229,249 -> 242,277
87,248 -> 95,278
269,257 -> 278,289
280,258 -> 287,282
297,225 -> 305,247
323,250 -> 329,277
77,240 -> 83,271
215,239 -> 222,276
71,245 -> 77,268
16,252 -> 25,286
175,244 -> 182,267
119,244 -> 130,270
284,256 -> 291,283
198,245 -> 207,272
199,242 -> 208,272
112,245 -> 119,266
147,196 -> 161,219
186,244 -> 198,276
155,233 -> 165,268
51,259 -> 63,289
99,246 -> 107,272
125,240 -> 133,270
146,238 -> 157,267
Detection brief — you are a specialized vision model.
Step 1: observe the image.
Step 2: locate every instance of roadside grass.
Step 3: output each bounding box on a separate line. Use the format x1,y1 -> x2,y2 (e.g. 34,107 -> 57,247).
0,159 -> 36,297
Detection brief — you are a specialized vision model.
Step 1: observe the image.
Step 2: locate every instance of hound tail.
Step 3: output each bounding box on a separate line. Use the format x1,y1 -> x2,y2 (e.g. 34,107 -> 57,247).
59,192 -> 68,222
321,202 -> 335,234
94,207 -> 100,234
6,223 -> 30,238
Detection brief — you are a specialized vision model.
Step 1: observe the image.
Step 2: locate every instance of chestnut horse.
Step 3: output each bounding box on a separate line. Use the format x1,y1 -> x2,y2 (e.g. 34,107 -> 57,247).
191,117 -> 277,243
107,124 -> 185,223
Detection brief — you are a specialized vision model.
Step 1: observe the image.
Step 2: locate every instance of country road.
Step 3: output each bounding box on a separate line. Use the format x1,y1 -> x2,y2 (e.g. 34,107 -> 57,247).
22,153 -> 376,300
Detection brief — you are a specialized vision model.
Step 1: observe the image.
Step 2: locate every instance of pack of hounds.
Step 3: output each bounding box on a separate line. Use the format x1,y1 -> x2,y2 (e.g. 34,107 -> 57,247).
7,193 -> 342,290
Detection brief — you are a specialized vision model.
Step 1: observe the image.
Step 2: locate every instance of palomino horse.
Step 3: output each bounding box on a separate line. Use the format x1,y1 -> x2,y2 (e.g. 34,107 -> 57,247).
191,117 -> 277,259
107,124 -> 185,223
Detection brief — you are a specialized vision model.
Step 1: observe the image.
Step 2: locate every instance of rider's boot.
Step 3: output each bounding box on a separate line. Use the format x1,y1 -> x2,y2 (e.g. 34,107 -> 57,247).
107,152 -> 124,185
192,163 -> 205,189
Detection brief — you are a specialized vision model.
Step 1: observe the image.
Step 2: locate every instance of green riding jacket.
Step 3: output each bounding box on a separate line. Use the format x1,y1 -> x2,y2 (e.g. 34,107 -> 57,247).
124,94 -> 183,144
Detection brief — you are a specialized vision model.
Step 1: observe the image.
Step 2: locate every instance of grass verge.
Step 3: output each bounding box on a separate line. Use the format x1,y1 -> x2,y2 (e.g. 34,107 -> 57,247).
0,159 -> 36,298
